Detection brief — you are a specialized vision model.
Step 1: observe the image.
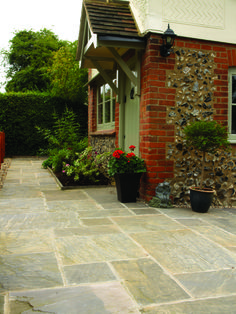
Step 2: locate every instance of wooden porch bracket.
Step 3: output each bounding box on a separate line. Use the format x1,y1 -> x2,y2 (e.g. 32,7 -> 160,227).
89,58 -> 118,95
108,47 -> 138,87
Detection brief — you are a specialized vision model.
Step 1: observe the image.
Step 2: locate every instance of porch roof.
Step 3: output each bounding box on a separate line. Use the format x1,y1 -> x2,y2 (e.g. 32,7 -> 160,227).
84,1 -> 140,38
76,0 -> 145,71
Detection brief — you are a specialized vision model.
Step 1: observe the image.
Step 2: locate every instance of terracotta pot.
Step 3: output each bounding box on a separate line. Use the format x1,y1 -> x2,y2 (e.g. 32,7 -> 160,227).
190,187 -> 215,213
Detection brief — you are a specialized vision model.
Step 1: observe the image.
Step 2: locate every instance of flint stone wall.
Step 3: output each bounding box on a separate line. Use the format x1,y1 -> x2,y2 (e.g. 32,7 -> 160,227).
165,47 -> 236,207
90,135 -> 116,155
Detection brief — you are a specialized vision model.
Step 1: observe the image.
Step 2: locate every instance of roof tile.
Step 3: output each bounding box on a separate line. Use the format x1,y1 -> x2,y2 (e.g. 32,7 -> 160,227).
84,1 -> 140,37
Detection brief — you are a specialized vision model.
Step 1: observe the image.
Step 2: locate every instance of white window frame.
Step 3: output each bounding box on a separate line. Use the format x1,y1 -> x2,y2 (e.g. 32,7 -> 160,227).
97,83 -> 116,131
228,68 -> 236,143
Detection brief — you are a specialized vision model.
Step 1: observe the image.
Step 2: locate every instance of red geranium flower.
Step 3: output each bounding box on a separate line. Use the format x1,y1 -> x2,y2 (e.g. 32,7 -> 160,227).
126,152 -> 135,158
129,145 -> 136,151
113,150 -> 124,159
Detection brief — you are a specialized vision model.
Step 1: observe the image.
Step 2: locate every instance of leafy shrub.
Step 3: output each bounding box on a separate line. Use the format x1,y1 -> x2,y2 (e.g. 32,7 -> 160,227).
38,108 -> 88,172
62,147 -> 111,184
183,120 -> 230,189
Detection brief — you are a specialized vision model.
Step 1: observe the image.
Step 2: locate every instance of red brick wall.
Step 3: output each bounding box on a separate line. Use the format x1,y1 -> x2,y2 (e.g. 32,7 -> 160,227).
139,34 -> 236,201
88,85 -> 97,137
139,34 -> 175,200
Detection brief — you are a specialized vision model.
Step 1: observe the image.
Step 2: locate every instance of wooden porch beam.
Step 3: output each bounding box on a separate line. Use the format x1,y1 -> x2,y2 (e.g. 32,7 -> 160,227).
90,59 -> 118,95
108,47 -> 138,87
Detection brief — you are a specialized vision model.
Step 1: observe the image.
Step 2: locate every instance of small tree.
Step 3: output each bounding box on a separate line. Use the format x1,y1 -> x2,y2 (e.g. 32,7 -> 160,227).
1,28 -> 66,92
183,120 -> 230,189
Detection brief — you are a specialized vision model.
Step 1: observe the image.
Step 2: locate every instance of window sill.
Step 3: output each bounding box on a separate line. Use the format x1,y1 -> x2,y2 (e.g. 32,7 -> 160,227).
229,138 -> 236,144
90,129 -> 116,136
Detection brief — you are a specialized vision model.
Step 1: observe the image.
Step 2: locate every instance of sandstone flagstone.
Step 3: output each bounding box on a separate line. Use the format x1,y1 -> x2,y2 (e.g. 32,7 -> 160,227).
131,229 -> 236,273
112,258 -> 190,306
176,268 -> 236,298
83,187 -> 118,204
200,216 -> 236,235
55,233 -> 147,266
0,295 -> 4,313
112,215 -> 185,233
129,207 -> 161,215
80,217 -> 113,226
98,202 -> 127,210
0,211 -> 80,231
43,189 -> 89,201
142,295 -> 236,313
54,224 -> 121,237
176,221 -> 236,248
64,262 -> 116,285
0,199 -> 46,214
1,157 -> 236,313
9,282 -> 140,314
0,230 -> 53,255
157,207 -> 200,218
77,207 -> 134,218
47,199 -> 101,211
0,252 -> 63,292
0,186 -> 42,199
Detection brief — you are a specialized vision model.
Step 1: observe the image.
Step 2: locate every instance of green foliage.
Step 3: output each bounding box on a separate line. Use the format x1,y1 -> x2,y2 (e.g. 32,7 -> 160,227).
108,146 -> 146,176
37,108 -> 83,151
42,148 -> 80,173
62,147 -> 111,183
0,93 -> 87,155
38,108 -> 88,172
1,29 -> 67,92
183,120 -> 230,154
49,41 -> 88,103
183,120 -> 230,189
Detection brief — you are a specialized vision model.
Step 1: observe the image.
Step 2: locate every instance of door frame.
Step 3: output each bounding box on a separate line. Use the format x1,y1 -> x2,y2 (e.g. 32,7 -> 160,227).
118,52 -> 141,154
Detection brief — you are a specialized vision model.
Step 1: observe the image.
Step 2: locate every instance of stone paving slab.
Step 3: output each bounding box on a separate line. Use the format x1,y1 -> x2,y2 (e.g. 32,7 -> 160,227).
0,296 -> 4,313
112,214 -> 185,233
176,219 -> 236,248
0,211 -> 80,231
142,295 -> 236,313
0,158 -> 236,313
0,198 -> 46,212
55,233 -> 147,266
0,230 -> 53,255
0,252 -> 63,292
111,258 -> 190,306
9,283 -> 140,314
176,268 -> 236,298
131,229 -> 236,273
64,262 -> 116,285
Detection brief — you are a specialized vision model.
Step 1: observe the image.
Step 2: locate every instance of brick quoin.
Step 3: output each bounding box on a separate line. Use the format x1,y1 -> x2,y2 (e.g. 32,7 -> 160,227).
139,34 -> 236,201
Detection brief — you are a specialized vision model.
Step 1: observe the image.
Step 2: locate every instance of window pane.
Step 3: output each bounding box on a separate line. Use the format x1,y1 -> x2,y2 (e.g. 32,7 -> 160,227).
98,86 -> 103,104
104,84 -> 111,101
112,98 -> 116,122
105,100 -> 111,123
232,75 -> 236,103
232,106 -> 236,134
98,104 -> 103,124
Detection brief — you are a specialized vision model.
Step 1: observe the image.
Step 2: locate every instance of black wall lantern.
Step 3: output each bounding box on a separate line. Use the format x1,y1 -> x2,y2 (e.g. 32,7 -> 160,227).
160,24 -> 176,57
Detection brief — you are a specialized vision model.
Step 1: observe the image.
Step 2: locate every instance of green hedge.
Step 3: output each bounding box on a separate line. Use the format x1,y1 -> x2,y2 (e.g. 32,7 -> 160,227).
0,92 -> 88,156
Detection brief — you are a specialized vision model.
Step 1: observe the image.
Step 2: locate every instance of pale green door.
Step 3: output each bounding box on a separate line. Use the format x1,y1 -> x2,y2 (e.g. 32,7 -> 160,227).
124,77 -> 140,153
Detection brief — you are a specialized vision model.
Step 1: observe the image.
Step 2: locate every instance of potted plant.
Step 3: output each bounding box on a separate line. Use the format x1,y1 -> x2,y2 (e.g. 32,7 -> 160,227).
183,120 -> 230,212
108,145 -> 146,202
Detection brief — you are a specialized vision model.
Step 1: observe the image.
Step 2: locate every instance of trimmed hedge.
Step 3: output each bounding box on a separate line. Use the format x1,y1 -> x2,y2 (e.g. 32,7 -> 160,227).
0,92 -> 88,156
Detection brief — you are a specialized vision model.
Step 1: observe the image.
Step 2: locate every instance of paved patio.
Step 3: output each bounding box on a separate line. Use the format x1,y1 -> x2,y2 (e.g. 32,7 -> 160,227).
0,157 -> 236,313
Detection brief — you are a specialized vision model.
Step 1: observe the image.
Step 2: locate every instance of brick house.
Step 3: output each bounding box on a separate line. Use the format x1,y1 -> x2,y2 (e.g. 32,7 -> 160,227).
76,0 -> 236,205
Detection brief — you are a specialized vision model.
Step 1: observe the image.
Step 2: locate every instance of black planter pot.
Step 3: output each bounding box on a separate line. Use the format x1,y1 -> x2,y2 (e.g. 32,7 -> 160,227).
114,173 -> 142,203
190,187 -> 215,213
